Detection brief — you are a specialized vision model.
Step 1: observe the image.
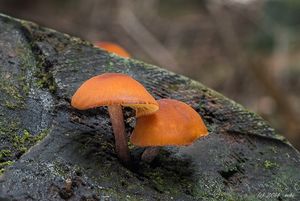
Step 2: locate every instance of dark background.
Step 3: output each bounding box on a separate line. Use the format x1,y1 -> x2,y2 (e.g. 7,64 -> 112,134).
0,0 -> 299,148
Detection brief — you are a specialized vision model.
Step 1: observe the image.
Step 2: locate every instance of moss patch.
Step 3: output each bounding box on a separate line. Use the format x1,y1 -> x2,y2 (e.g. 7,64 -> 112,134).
0,150 -> 12,160
0,118 -> 20,136
0,127 -> 49,175
12,129 -> 49,154
0,80 -> 26,110
263,160 -> 278,169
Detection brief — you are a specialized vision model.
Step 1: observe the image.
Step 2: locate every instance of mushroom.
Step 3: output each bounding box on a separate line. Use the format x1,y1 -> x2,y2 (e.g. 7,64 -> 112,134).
71,73 -> 158,164
130,99 -> 208,162
95,41 -> 131,58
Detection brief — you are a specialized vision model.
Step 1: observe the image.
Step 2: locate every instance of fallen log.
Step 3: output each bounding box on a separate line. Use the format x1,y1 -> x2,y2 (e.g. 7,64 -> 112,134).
0,14 -> 299,201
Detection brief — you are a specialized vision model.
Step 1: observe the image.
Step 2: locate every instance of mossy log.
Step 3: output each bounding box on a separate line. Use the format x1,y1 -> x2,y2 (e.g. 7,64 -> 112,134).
0,14 -> 299,201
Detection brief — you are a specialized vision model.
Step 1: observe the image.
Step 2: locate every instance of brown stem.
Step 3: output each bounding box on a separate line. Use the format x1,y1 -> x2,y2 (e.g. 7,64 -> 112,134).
108,105 -> 131,164
141,147 -> 160,163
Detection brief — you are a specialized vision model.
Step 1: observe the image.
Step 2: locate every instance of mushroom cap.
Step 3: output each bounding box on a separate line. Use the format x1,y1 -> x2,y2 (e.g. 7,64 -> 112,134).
130,99 -> 208,146
95,41 -> 131,58
71,73 -> 158,116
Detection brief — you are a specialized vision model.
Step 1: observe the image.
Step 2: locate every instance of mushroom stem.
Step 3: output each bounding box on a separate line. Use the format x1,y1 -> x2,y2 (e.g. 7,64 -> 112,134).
108,105 -> 131,164
141,147 -> 160,163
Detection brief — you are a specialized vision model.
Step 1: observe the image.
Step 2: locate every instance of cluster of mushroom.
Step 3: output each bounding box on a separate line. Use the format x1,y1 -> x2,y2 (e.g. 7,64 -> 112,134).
71,73 -> 208,165
94,41 -> 131,58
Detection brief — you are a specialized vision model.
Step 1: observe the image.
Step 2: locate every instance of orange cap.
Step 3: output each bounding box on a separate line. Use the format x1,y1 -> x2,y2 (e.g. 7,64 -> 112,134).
95,42 -> 131,58
71,73 -> 158,116
130,99 -> 208,146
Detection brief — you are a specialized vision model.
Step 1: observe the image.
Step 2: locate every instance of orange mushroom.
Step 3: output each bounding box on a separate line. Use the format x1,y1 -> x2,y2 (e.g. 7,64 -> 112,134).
71,73 -> 158,164
130,99 -> 208,162
95,41 -> 131,58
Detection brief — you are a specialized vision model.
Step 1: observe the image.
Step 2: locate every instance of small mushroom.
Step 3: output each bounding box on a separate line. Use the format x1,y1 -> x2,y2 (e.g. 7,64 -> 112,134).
130,99 -> 208,162
71,73 -> 158,164
95,41 -> 131,58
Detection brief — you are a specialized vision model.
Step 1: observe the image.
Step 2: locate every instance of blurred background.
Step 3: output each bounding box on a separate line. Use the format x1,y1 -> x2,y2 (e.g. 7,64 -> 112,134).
0,0 -> 299,149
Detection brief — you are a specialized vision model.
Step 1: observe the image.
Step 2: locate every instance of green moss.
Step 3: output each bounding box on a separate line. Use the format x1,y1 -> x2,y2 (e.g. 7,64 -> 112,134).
127,141 -> 135,150
270,146 -> 277,154
15,44 -> 36,96
0,119 -> 21,174
0,119 -> 20,135
0,160 -> 14,176
15,39 -> 57,94
140,158 -> 195,197
0,150 -> 12,160
0,80 -> 26,110
0,128 -> 49,175
69,36 -> 93,46
4,100 -> 23,110
35,130 -> 49,141
35,72 -> 57,93
0,160 -> 13,168
12,129 -> 49,152
17,75 -> 30,96
17,45 -> 35,71
0,45 -> 34,109
0,81 -> 24,100
32,53 -> 57,93
105,60 -> 119,72
263,160 -> 278,169
146,171 -> 165,192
